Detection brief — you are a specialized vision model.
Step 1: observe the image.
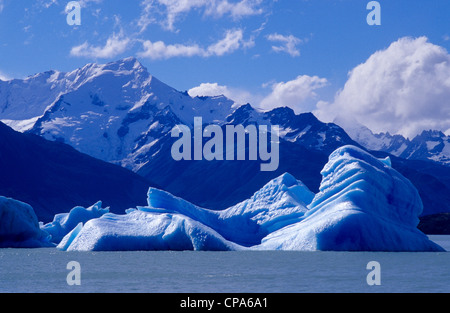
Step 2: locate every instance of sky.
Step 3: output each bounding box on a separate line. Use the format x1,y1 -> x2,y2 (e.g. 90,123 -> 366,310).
0,0 -> 449,138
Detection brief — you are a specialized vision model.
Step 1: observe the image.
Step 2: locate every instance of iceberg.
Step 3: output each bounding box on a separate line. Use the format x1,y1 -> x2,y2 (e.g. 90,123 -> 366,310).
40,201 -> 109,244
0,196 -> 52,248
58,173 -> 313,251
258,146 -> 445,251
54,146 -> 445,252
57,210 -> 240,251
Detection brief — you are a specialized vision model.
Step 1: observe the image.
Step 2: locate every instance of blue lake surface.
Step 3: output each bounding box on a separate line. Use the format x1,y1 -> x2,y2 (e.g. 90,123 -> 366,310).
0,236 -> 449,293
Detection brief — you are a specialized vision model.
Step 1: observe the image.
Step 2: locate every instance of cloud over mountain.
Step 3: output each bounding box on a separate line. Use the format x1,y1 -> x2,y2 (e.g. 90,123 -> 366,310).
316,36 -> 450,138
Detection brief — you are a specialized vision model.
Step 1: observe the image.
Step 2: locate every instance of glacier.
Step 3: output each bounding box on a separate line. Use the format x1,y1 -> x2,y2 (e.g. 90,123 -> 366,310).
0,196 -> 52,248
56,146 -> 444,252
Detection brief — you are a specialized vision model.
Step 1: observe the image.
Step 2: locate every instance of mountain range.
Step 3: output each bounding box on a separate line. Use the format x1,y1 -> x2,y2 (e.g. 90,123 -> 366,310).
1,57 -> 450,230
337,117 -> 450,166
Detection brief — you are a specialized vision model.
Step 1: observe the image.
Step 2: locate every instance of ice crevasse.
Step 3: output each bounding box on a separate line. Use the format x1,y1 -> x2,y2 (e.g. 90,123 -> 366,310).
54,145 -> 444,252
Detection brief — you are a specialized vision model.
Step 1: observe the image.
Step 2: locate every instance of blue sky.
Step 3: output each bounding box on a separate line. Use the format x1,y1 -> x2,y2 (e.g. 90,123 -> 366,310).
0,0 -> 450,137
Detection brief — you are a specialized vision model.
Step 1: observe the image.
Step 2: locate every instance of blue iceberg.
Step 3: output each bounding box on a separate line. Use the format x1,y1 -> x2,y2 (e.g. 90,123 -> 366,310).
58,173 -> 313,251
259,146 -> 444,251
56,145 -> 444,252
0,196 -> 52,248
40,201 -> 109,244
57,210 -> 239,251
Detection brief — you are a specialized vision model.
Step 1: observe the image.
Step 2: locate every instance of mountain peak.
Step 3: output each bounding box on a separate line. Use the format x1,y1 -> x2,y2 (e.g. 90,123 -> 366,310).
106,57 -> 146,71
418,129 -> 446,139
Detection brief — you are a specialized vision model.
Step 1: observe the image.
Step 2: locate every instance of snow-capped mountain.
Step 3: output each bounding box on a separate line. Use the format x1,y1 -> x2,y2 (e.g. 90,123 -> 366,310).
336,117 -> 450,166
401,130 -> 450,165
1,57 -> 236,171
0,57 -> 359,174
228,104 -> 355,154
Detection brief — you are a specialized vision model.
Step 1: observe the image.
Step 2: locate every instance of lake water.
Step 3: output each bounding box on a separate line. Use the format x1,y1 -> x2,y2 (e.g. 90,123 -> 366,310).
0,236 -> 449,293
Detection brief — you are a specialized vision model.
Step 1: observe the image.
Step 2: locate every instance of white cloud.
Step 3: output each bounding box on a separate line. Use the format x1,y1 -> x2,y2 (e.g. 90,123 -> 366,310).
188,82 -> 256,106
138,29 -> 251,59
259,75 -> 328,113
267,33 -> 302,57
188,76 -> 328,112
70,32 -> 132,59
139,40 -> 204,60
137,0 -> 157,33
189,83 -> 230,97
315,36 -> 450,138
206,29 -> 248,56
205,0 -> 264,19
142,0 -> 265,31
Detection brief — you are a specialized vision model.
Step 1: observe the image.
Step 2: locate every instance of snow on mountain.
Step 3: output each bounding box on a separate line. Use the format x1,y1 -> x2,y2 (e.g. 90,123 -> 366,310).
230,105 -> 354,154
401,130 -> 450,165
0,57 -> 236,171
335,116 -> 450,166
55,146 -> 444,252
0,58 -> 356,174
334,115 -> 410,156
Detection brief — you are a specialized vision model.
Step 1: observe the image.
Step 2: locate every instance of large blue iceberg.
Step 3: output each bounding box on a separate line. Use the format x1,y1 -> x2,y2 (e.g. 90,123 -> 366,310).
54,145 -> 444,252
258,146 -> 444,251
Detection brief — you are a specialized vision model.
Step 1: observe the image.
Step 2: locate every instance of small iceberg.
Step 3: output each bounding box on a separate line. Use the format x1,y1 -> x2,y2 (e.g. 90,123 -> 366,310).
0,196 -> 52,248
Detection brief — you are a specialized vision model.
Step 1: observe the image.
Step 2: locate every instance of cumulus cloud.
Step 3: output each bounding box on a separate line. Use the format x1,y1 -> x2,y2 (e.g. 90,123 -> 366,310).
259,75 -> 328,113
266,33 -> 302,57
315,36 -> 450,138
139,40 -> 203,60
138,29 -> 251,59
188,75 -> 328,112
188,82 -> 256,106
70,32 -> 132,59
